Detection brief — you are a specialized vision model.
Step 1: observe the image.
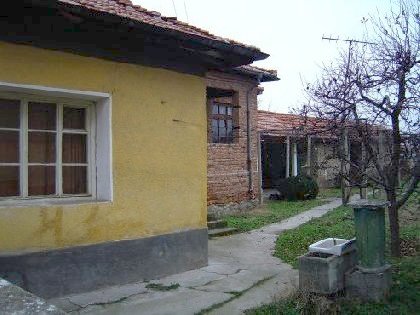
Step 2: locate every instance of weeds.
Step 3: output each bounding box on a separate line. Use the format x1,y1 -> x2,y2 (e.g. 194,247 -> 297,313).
145,283 -> 180,291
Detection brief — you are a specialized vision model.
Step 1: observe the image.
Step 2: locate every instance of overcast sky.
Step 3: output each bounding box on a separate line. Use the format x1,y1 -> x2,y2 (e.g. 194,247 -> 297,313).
133,0 -> 391,113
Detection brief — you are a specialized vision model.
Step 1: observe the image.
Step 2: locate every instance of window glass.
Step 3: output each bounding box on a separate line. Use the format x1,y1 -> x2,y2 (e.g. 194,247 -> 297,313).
212,120 -> 218,143
219,120 -> 226,140
227,106 -> 232,116
0,131 -> 19,163
218,105 -> 226,115
64,107 -> 86,130
0,99 -> 20,128
28,166 -> 55,196
0,166 -> 19,197
209,102 -> 235,144
227,120 -> 233,138
63,134 -> 87,163
0,97 -> 91,199
28,102 -> 56,130
28,132 -> 56,163
63,166 -> 87,194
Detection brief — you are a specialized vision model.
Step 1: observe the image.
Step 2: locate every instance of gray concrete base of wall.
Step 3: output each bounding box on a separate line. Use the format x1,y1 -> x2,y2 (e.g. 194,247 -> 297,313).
0,228 -> 208,299
345,264 -> 391,302
208,199 -> 259,218
298,250 -> 357,295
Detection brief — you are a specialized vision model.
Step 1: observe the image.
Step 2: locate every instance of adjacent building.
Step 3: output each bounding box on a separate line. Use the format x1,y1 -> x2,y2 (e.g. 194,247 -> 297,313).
258,111 -> 341,189
206,67 -> 278,216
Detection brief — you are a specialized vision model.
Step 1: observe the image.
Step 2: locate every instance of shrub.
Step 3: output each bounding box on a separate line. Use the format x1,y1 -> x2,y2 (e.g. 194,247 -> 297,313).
274,175 -> 319,201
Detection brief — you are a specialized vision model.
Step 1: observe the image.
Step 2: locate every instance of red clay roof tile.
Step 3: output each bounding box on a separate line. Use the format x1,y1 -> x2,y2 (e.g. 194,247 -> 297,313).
57,0 -> 264,54
258,110 -> 333,137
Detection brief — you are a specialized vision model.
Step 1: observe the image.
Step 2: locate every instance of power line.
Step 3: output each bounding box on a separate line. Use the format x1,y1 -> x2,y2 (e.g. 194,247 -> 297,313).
184,0 -> 189,23
171,0 -> 178,17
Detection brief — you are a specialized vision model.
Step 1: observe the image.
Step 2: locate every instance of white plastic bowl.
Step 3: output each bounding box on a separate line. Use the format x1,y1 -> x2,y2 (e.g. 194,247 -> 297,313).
309,238 -> 356,256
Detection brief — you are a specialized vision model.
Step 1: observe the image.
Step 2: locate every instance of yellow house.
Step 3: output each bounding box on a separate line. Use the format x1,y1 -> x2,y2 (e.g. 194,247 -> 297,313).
0,1 -> 270,298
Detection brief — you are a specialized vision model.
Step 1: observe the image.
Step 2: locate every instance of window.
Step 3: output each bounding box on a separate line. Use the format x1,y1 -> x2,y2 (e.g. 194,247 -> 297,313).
0,95 -> 95,199
211,102 -> 234,143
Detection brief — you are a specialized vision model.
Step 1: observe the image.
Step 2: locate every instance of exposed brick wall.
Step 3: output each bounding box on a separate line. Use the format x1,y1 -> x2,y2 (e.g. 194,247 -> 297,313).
206,71 -> 261,206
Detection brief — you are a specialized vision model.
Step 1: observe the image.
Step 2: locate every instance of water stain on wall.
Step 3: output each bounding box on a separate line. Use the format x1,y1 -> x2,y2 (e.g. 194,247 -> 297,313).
38,208 -> 63,247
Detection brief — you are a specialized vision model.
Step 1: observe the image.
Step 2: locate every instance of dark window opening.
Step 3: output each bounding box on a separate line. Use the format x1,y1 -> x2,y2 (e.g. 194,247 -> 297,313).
211,103 -> 234,143
206,87 -> 238,144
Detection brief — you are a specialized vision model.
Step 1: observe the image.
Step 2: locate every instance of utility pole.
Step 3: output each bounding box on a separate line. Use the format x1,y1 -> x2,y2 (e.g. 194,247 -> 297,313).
322,36 -> 353,204
322,36 -> 377,204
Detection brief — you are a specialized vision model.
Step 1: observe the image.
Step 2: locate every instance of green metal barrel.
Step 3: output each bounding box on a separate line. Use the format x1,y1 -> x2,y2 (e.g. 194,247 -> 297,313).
350,200 -> 388,270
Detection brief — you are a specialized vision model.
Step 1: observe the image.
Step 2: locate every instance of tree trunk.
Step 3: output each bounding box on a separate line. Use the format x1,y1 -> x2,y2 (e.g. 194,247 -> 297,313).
387,196 -> 401,257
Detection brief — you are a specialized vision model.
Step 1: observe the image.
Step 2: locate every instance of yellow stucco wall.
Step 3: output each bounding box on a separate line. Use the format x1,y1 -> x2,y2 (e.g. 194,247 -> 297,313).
0,42 -> 207,253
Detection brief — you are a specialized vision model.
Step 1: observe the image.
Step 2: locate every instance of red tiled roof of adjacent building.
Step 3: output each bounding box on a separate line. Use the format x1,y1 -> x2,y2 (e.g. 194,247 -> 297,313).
258,110 -> 334,137
258,110 -> 388,139
57,0 -> 266,56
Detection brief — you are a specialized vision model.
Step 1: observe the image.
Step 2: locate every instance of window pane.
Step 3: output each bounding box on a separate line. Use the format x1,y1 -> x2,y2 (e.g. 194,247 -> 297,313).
227,120 -> 233,143
218,105 -> 226,115
219,120 -> 226,138
28,102 -> 56,130
0,166 -> 19,197
63,134 -> 87,163
227,107 -> 232,116
28,132 -> 56,163
63,166 -> 87,194
0,131 -> 19,163
0,98 -> 20,128
64,107 -> 86,130
212,120 -> 218,143
28,166 -> 55,196
227,120 -> 233,135
212,104 -> 218,115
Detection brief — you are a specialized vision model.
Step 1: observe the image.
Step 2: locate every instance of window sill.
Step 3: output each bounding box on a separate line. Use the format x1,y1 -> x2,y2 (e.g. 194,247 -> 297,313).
0,197 -> 112,209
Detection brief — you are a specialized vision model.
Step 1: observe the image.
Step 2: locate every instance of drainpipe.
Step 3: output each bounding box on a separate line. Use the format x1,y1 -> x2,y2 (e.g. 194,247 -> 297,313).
246,74 -> 263,199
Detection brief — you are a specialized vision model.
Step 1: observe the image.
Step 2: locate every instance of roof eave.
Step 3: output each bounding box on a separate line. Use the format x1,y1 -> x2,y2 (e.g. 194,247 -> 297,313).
30,0 -> 269,65
228,68 -> 280,82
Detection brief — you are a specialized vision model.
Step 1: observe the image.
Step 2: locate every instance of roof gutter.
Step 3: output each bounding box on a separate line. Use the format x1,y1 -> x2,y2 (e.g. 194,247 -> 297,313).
246,73 -> 264,198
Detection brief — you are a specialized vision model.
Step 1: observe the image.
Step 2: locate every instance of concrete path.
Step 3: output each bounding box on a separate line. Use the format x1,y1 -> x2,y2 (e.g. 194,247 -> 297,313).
49,197 -> 348,315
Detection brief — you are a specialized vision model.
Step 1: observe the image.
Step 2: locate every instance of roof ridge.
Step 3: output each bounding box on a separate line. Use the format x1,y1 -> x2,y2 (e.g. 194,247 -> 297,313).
258,110 -> 298,116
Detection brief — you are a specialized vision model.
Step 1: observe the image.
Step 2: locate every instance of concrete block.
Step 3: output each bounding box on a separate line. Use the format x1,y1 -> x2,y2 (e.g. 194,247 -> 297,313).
298,250 -> 357,294
0,278 -> 65,314
345,265 -> 391,302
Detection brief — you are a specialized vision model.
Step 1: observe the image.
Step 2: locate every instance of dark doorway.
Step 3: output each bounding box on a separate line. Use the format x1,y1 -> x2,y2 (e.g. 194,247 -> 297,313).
261,140 -> 286,188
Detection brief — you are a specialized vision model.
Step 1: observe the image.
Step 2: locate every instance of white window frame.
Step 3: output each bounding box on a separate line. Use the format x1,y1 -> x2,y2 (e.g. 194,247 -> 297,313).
0,82 -> 113,207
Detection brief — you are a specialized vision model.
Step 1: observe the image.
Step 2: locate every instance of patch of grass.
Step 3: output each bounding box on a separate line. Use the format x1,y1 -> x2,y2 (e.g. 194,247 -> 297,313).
401,223 -> 419,240
247,255 -> 419,315
275,205 -> 355,268
246,299 -> 299,315
318,187 -> 342,199
275,197 -> 419,268
255,198 -> 419,314
340,255 -> 420,315
224,199 -> 328,232
145,282 -> 180,291
398,188 -> 420,225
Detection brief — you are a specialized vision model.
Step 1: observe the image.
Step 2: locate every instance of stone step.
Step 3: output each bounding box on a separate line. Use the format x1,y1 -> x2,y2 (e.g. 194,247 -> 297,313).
207,220 -> 228,229
208,227 -> 239,238
207,213 -> 218,222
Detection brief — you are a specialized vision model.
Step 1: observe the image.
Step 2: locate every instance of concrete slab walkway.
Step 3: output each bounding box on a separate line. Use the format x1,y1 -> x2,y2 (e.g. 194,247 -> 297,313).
50,197 -> 350,315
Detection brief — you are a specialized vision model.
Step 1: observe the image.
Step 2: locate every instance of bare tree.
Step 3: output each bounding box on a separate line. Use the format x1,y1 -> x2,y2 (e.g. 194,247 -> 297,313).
300,0 -> 419,257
